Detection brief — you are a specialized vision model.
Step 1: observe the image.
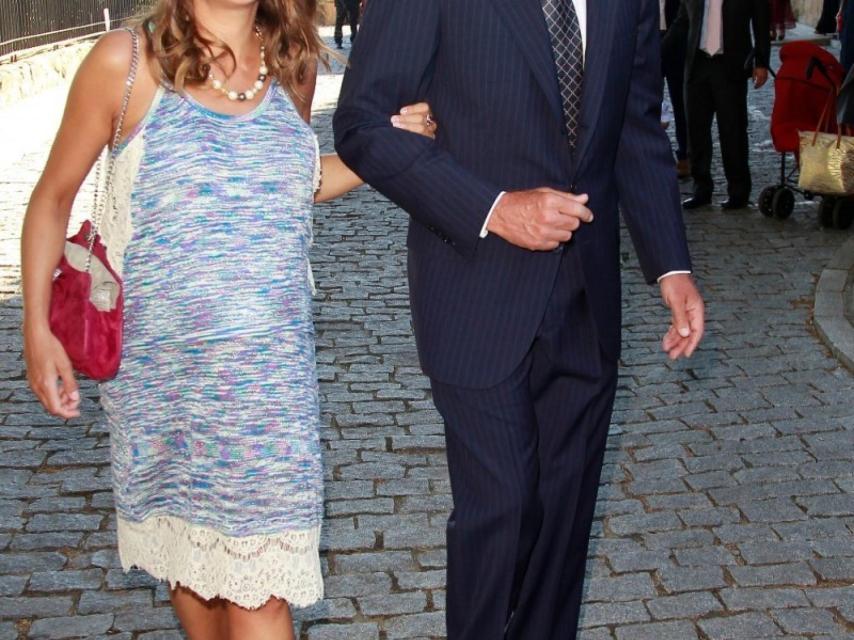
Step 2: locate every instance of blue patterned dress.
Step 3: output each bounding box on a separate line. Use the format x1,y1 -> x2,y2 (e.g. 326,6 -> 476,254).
99,81 -> 324,609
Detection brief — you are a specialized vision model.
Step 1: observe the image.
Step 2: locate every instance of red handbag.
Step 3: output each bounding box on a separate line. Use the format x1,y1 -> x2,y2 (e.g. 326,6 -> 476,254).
47,28 -> 139,381
49,221 -> 124,380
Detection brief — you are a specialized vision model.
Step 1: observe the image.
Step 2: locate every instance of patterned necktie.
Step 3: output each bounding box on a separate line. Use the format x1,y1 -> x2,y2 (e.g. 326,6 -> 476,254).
542,0 -> 584,148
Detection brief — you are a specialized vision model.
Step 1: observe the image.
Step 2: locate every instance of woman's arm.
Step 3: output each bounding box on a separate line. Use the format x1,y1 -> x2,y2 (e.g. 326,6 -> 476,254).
315,103 -> 436,203
21,30 -> 135,419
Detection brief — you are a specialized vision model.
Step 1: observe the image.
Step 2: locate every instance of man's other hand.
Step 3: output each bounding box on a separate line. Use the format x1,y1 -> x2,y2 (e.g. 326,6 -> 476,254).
753,67 -> 769,89
660,273 -> 705,360
486,188 -> 594,251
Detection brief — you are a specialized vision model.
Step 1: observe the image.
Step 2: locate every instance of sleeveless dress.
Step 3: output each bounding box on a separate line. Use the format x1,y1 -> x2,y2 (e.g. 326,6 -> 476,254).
98,81 -> 324,609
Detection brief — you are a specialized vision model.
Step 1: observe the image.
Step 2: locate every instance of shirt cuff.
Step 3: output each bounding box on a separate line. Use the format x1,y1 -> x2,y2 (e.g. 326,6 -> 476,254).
657,270 -> 692,283
480,192 -> 507,238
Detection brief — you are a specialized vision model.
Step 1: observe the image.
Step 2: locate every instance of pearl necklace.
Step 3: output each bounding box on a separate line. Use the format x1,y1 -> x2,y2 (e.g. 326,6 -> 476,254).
207,27 -> 268,102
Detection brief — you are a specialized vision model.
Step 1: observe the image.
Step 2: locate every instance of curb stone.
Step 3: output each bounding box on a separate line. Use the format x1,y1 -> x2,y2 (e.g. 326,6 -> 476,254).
814,236 -> 854,371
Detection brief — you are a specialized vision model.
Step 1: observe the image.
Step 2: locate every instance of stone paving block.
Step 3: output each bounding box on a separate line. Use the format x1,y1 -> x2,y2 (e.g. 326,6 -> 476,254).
771,607 -> 841,635
0,595 -> 73,618
614,620 -> 699,640
113,607 -> 179,632
77,589 -> 152,614
307,622 -> 380,640
698,612 -> 783,639
579,600 -> 650,628
384,611 -> 445,639
646,591 -> 723,619
737,540 -> 813,564
28,569 -> 103,592
727,562 -> 817,587
358,591 -> 427,616
809,556 -> 854,581
28,613 -> 113,639
719,587 -> 810,610
657,566 -> 727,593
673,545 -> 737,567
582,574 -> 657,603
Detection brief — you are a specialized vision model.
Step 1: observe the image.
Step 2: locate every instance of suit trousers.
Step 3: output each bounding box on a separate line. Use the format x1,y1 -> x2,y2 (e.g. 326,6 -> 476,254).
334,0 -> 360,45
430,247 -> 619,640
686,54 -> 752,202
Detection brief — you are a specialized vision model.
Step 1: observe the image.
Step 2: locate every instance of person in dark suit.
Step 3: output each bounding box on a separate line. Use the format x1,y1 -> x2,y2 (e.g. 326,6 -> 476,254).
662,0 -> 691,176
334,1 -> 705,638
333,0 -> 360,49
666,0 -> 771,210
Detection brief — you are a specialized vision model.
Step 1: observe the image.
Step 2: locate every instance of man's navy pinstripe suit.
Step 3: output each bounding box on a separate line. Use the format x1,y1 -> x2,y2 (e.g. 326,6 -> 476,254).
334,0 -> 692,637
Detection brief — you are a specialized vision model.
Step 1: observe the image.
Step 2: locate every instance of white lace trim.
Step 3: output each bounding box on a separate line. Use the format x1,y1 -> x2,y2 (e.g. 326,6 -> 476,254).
117,515 -> 323,610
101,126 -> 145,277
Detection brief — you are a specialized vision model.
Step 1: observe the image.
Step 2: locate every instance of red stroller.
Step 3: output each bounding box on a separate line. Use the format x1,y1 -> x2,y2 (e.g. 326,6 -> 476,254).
759,42 -> 852,229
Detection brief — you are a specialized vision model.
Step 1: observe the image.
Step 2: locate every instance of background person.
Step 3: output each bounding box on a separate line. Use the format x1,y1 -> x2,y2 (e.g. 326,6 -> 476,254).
769,0 -> 796,40
666,0 -> 771,211
661,0 -> 691,177
334,0 -> 361,49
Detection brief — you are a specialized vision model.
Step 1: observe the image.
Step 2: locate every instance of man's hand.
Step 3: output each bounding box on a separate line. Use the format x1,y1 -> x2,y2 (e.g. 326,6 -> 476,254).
486,188 -> 594,251
753,67 -> 769,89
660,273 -> 705,360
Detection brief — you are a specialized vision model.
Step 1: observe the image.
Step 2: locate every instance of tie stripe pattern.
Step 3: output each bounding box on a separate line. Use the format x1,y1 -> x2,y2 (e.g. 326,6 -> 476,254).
542,0 -> 584,147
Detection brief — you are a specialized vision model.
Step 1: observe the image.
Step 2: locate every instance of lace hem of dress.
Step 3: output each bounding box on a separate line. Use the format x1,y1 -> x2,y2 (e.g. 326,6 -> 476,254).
117,515 -> 323,610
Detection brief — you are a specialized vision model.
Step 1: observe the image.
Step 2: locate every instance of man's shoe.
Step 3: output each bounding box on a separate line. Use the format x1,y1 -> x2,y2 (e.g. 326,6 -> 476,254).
683,195 -> 711,210
676,159 -> 691,179
335,41 -> 344,49
720,198 -> 749,210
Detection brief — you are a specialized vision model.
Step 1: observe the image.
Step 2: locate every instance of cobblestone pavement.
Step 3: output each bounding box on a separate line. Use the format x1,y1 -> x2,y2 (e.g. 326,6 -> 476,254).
0,42 -> 852,640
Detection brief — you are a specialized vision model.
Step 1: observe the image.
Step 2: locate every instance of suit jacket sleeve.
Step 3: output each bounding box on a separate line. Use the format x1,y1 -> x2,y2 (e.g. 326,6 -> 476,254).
333,0 -> 501,258
752,0 -> 771,68
616,0 -> 692,284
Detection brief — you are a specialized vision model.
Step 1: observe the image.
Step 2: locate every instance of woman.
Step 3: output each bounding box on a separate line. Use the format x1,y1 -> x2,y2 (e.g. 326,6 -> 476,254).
20,0 -> 435,638
769,0 -> 796,40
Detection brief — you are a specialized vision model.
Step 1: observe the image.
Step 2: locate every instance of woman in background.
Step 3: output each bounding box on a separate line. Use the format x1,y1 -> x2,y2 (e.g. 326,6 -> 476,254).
769,0 -> 797,39
20,0 -> 435,638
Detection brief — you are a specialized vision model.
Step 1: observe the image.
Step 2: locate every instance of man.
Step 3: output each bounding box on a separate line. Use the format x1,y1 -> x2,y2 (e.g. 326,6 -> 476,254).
333,0 -> 360,49
661,0 -> 691,178
334,1 -> 705,639
666,0 -> 770,210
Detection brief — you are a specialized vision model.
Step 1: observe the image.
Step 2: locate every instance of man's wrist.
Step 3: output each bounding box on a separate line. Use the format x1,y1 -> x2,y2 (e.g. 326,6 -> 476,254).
657,270 -> 692,283
480,191 -> 507,238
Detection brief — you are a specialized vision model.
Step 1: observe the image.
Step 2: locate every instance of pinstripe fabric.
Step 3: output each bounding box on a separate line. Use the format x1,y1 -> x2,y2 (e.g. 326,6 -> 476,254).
430,251 -> 617,640
335,0 -> 691,389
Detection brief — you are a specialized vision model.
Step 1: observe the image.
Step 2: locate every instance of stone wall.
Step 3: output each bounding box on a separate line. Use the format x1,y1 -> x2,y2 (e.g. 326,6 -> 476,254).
0,41 -> 93,108
791,0 -> 823,26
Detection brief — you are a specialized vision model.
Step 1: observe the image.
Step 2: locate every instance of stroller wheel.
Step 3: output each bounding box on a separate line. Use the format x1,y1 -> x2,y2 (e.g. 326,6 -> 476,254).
831,199 -> 854,230
759,186 -> 777,217
772,187 -> 795,220
819,197 -> 836,228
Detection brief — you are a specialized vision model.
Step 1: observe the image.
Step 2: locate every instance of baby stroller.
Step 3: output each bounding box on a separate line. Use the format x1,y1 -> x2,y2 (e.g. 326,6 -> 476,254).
759,42 -> 852,229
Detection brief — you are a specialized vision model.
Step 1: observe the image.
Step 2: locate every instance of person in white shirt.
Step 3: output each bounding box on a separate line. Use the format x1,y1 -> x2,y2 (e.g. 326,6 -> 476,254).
665,0 -> 771,210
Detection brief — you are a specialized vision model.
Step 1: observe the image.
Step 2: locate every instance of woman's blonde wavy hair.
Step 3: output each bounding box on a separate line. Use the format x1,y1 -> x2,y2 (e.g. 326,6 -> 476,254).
143,0 -> 327,100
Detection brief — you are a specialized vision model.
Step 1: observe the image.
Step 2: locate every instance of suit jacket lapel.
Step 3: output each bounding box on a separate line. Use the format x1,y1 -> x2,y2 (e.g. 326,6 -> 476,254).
492,0 -> 564,123
573,0 -> 617,174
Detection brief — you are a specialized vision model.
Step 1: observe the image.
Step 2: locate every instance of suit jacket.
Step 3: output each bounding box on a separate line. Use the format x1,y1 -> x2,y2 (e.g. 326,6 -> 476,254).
664,0 -> 771,81
334,0 -> 692,388
664,0 -> 681,29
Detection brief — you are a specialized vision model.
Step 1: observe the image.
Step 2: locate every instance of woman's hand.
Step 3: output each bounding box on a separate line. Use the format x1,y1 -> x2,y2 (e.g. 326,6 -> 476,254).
391,102 -> 437,138
24,327 -> 81,419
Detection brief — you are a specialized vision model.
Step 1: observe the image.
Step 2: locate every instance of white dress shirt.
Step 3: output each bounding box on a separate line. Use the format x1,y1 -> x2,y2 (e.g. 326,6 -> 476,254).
701,0 -> 725,56
479,0 -> 688,282
660,0 -> 668,31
